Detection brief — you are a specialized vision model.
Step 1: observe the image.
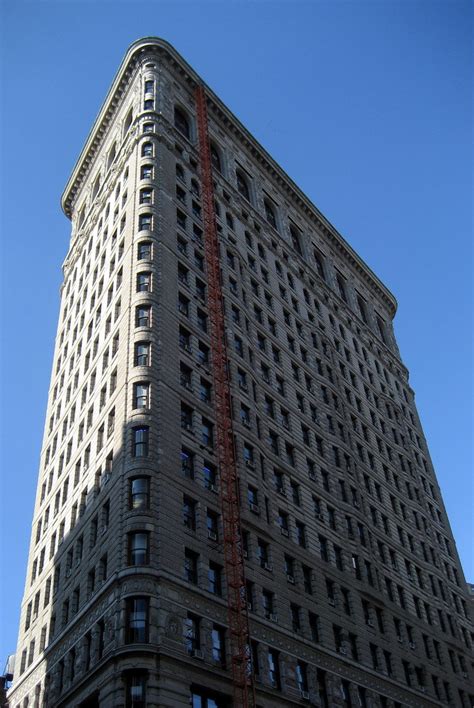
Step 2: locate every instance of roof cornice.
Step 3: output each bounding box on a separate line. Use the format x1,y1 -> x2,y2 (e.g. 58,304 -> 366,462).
61,37 -> 397,316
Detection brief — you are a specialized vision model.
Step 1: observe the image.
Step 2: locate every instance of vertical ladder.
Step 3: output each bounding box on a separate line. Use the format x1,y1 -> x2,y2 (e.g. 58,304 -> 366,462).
195,84 -> 256,708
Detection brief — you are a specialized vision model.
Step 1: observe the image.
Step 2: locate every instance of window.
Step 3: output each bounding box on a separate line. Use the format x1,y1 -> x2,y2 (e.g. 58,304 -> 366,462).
296,661 -> 308,693
264,198 -> 277,230
133,382 -> 149,409
141,141 -> 153,157
357,294 -> 368,324
128,532 -> 149,565
174,106 -> 190,139
135,305 -> 151,328
203,461 -> 217,490
201,418 -> 213,447
207,509 -> 219,540
132,426 -> 149,457
181,448 -> 195,478
313,249 -> 326,282
125,671 -> 147,708
135,341 -> 150,366
211,625 -> 226,666
210,143 -> 222,173
236,169 -> 251,201
181,403 -> 193,430
183,496 -> 197,530
125,597 -> 149,643
140,164 -> 153,180
129,477 -> 149,510
184,548 -> 198,584
291,603 -> 301,632
296,521 -> 306,548
184,613 -> 200,654
290,225 -> 303,256
267,649 -> 281,689
136,272 -> 151,292
208,562 -> 222,596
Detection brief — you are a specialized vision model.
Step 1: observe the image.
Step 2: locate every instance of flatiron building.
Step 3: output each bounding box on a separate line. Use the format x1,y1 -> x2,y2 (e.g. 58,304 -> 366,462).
8,38 -> 473,708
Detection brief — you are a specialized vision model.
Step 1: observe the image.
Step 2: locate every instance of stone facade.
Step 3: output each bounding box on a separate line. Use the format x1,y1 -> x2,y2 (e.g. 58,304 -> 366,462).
8,38 -> 473,708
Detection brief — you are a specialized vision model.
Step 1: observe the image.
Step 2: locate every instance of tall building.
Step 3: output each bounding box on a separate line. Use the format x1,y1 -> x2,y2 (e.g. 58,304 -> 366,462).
8,38 -> 473,708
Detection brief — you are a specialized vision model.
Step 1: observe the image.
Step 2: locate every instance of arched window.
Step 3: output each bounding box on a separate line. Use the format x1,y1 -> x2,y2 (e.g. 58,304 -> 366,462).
91,174 -> 101,201
264,198 -> 278,230
123,108 -> 133,138
290,225 -> 303,256
106,142 -> 116,170
210,143 -> 222,173
174,106 -> 190,139
236,169 -> 251,202
313,249 -> 326,282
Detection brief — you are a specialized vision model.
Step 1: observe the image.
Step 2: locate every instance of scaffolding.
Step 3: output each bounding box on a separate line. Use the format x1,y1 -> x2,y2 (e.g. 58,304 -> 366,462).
195,84 -> 256,708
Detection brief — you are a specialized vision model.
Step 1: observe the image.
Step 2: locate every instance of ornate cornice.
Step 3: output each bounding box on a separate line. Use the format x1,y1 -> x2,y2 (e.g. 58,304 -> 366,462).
61,37 -> 397,317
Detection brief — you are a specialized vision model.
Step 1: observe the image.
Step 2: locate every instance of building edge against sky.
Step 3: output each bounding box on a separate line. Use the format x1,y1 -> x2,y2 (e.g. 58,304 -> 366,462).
7,37 -> 473,707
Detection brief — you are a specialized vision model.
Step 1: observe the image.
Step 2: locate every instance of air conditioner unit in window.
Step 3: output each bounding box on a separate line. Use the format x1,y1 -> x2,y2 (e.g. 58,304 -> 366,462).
280,527 -> 289,537
192,649 -> 204,659
208,531 -> 217,541
286,574 -> 295,584
264,562 -> 273,572
300,691 -> 310,701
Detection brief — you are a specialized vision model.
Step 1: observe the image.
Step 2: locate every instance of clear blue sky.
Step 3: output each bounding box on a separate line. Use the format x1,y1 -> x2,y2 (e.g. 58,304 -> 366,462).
0,0 -> 472,664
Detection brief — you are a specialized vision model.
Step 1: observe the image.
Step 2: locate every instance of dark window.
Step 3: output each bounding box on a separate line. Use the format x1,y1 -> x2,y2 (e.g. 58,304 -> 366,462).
264,198 -> 277,230
184,613 -> 200,654
135,341 -> 150,366
267,649 -> 281,689
137,239 -> 152,258
125,671 -> 147,708
129,477 -> 149,510
125,597 -> 149,643
136,272 -> 151,292
210,144 -> 221,172
174,106 -> 190,138
184,548 -> 199,584
132,427 -> 149,457
236,169 -> 251,201
135,305 -> 151,328
128,532 -> 149,565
